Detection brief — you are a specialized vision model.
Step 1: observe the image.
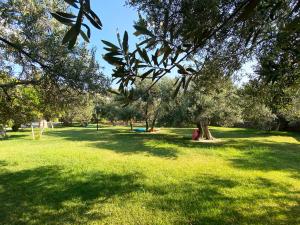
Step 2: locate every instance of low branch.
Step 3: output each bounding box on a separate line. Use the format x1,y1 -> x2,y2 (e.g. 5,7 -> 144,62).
0,36 -> 50,69
0,79 -> 40,89
145,0 -> 250,91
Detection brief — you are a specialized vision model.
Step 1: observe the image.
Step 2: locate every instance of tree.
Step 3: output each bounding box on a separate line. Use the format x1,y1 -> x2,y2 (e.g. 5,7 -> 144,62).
240,78 -> 300,131
103,0 -> 299,95
0,0 -> 109,132
187,74 -> 241,140
156,93 -> 190,127
131,78 -> 174,131
0,0 -> 108,91
118,104 -> 142,131
94,104 -> 102,131
0,76 -> 41,131
2,0 -> 298,90
60,93 -> 94,126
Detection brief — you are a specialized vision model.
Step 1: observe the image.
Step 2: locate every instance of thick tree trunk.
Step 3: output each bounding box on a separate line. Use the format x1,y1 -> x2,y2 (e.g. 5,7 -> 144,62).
203,122 -> 214,140
276,115 -> 289,131
196,122 -> 203,140
12,124 -> 20,132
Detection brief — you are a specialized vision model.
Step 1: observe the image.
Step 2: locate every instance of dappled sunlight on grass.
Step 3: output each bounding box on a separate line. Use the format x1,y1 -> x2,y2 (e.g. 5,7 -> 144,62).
0,126 -> 299,224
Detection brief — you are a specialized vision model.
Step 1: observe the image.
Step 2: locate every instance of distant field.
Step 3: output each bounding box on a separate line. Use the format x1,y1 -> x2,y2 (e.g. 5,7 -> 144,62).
0,126 -> 299,225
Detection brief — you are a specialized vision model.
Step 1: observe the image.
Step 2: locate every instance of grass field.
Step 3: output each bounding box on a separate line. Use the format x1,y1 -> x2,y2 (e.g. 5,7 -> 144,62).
0,126 -> 299,225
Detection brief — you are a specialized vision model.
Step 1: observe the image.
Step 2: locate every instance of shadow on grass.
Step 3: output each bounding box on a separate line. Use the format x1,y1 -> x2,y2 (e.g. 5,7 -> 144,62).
0,134 -> 28,141
0,165 -> 142,225
166,127 -> 300,140
144,176 -> 300,225
220,139 -> 300,175
0,160 -> 8,167
152,128 -> 300,175
47,127 -> 300,174
48,128 -> 180,158
1,161 -> 298,225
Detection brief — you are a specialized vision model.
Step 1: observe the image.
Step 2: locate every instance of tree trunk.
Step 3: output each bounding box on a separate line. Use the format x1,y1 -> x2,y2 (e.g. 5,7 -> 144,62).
150,110 -> 159,131
3,125 -> 7,137
145,101 -> 149,132
130,119 -> 133,131
96,118 -> 99,131
12,124 -> 20,132
145,119 -> 149,132
276,115 -> 289,131
203,121 -> 213,140
50,121 -> 54,129
0,125 -> 6,138
196,122 -> 203,140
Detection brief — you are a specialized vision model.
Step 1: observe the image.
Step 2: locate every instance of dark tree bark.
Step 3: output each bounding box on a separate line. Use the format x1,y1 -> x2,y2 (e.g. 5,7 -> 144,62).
12,124 -> 20,132
276,115 -> 289,131
145,119 -> 149,132
145,101 -> 149,132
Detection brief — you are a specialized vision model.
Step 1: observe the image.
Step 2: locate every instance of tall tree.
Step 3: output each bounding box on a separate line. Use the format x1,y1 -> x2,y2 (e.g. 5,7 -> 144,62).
0,0 -> 108,91
188,71 -> 241,140
103,0 -> 299,95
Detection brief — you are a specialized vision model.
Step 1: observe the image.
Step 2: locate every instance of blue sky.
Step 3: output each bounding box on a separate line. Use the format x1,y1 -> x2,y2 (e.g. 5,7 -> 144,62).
86,1 -> 139,77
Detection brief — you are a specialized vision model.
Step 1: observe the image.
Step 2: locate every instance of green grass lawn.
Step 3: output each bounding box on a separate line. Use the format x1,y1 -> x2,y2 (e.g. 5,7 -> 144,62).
0,126 -> 299,225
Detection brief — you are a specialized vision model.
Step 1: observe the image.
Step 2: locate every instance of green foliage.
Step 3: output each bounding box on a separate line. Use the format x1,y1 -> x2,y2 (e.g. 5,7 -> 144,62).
51,0 -> 102,48
188,75 -> 242,127
104,0 -> 299,93
0,82 -> 41,129
240,74 -> 300,131
0,0 -> 109,91
61,93 -> 94,126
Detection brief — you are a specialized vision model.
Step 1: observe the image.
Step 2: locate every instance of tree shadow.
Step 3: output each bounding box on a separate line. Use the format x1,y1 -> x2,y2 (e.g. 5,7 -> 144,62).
166,129 -> 300,176
166,127 -> 300,140
222,139 -> 300,177
48,129 -> 180,158
143,176 -> 300,225
0,134 -> 28,141
0,166 -> 142,225
0,160 -> 8,167
152,128 -> 300,175
47,128 -> 300,173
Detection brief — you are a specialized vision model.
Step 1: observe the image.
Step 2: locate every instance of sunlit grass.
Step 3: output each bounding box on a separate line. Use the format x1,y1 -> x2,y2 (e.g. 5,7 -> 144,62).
0,126 -> 299,225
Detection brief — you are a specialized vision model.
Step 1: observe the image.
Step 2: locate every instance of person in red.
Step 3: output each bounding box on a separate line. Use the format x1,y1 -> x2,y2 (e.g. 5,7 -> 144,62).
192,128 -> 200,140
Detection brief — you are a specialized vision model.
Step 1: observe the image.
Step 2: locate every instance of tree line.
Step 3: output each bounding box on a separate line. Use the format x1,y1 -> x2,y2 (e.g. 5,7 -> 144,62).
0,0 -> 299,139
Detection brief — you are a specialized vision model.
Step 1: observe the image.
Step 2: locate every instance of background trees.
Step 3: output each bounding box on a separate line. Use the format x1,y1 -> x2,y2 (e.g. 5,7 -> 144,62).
0,0 -> 299,134
187,77 -> 241,139
0,0 -> 109,131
